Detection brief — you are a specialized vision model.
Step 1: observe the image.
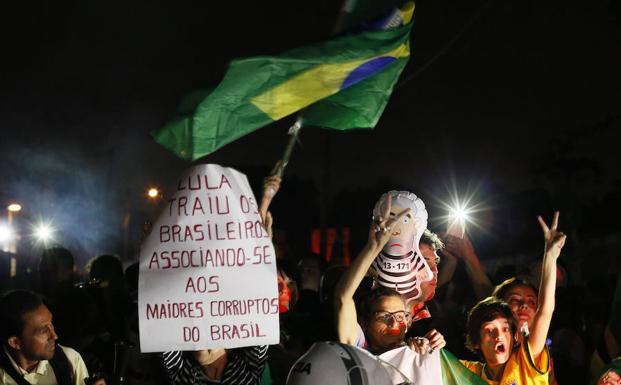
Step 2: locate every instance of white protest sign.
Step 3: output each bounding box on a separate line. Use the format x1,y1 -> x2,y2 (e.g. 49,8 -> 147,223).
138,164 -> 279,352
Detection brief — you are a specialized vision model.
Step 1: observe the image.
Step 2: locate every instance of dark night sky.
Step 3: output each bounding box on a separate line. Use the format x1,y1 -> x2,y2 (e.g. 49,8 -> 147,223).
1,0 -> 620,263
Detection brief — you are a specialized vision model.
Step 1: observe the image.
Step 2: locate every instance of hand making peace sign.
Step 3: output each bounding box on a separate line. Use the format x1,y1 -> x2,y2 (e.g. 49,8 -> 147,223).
537,211 -> 567,260
368,194 -> 411,250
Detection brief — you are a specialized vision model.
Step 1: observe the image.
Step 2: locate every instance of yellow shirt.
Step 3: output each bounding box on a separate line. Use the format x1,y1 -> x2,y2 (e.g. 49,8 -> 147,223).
0,345 -> 88,385
460,341 -> 550,385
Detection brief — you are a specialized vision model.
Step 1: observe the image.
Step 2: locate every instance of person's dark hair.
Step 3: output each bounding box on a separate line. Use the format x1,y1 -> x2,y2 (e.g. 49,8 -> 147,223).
124,262 -> 139,294
88,254 -> 124,283
420,229 -> 444,252
466,297 -> 517,354
297,253 -> 327,273
0,290 -> 45,342
358,287 -> 403,326
277,259 -> 297,280
491,277 -> 538,302
39,247 -> 74,279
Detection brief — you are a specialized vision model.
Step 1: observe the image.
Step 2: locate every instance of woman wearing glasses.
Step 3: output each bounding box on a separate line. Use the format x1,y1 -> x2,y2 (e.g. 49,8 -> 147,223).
334,193 -> 446,356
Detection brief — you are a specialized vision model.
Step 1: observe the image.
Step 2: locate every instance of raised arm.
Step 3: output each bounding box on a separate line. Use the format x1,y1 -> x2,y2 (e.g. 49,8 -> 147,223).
442,234 -> 493,300
258,164 -> 281,240
436,249 -> 458,288
258,163 -> 282,224
529,211 -> 566,358
334,195 -> 410,344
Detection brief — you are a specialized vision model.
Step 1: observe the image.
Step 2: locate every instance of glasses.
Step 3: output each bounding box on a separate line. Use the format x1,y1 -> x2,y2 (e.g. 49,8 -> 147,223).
373,310 -> 412,325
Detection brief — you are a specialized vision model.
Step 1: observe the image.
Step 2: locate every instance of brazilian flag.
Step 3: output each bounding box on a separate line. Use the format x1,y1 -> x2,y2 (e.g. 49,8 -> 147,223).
440,350 -> 489,385
153,3 -> 414,161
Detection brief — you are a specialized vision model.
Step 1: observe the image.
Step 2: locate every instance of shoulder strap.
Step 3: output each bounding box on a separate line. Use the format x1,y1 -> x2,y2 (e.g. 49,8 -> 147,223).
49,344 -> 74,385
0,349 -> 36,385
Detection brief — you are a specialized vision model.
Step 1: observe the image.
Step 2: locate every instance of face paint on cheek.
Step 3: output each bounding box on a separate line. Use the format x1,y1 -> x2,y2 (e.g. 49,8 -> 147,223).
278,279 -> 291,313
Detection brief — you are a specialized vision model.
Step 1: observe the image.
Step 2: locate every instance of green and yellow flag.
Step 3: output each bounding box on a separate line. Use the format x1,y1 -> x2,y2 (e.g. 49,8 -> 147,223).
440,350 -> 489,385
153,3 -> 414,161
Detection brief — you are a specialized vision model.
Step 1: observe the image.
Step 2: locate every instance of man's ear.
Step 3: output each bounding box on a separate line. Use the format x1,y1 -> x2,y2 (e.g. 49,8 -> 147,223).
7,336 -> 21,350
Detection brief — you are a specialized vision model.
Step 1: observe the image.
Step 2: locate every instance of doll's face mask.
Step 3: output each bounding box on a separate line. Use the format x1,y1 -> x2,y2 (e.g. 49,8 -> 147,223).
373,191 -> 428,257
383,203 -> 417,256
371,191 -> 433,301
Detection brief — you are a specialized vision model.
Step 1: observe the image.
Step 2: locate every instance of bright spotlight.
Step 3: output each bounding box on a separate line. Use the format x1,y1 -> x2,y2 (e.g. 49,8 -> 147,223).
447,205 -> 472,239
435,185 -> 488,238
449,206 -> 470,222
0,224 -> 13,243
34,223 -> 54,243
147,188 -> 159,199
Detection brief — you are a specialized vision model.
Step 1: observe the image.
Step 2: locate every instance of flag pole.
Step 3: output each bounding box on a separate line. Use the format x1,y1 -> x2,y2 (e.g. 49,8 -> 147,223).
275,118 -> 303,177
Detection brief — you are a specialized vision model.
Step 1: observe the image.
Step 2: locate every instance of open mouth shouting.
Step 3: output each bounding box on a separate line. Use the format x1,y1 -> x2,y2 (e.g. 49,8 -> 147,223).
480,317 -> 513,366
490,340 -> 511,363
495,341 -> 506,354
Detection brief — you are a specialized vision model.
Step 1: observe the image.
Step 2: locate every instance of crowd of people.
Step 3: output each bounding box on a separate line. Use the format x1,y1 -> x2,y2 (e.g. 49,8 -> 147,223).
1,172 -> 620,385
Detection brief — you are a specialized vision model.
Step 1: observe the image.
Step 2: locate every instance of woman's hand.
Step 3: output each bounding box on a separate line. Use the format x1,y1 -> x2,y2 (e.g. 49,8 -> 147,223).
424,329 -> 446,351
537,211 -> 566,261
443,234 -> 477,261
259,162 -> 282,224
367,194 -> 410,251
407,337 -> 431,354
406,329 -> 445,354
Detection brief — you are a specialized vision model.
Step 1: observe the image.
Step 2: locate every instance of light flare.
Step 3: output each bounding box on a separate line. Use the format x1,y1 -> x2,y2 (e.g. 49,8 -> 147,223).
448,205 -> 471,223
33,222 -> 55,244
0,224 -> 14,243
429,179 -> 490,236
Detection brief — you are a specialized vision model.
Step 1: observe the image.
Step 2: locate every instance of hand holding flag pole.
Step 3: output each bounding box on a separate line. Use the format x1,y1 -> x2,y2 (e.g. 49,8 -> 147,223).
259,162 -> 283,228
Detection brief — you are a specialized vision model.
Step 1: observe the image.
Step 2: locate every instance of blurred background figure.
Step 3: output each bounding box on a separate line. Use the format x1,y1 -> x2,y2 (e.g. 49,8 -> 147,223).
38,247 -> 102,353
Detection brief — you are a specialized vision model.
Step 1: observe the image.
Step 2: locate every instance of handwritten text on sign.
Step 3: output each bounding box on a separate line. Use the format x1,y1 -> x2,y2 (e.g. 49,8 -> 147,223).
138,164 -> 279,352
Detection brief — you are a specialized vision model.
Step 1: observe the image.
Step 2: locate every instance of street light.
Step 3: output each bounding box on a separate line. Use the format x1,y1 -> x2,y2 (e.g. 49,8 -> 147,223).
147,188 -> 159,199
5,202 -> 22,277
7,203 -> 22,212
5,202 -> 22,255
